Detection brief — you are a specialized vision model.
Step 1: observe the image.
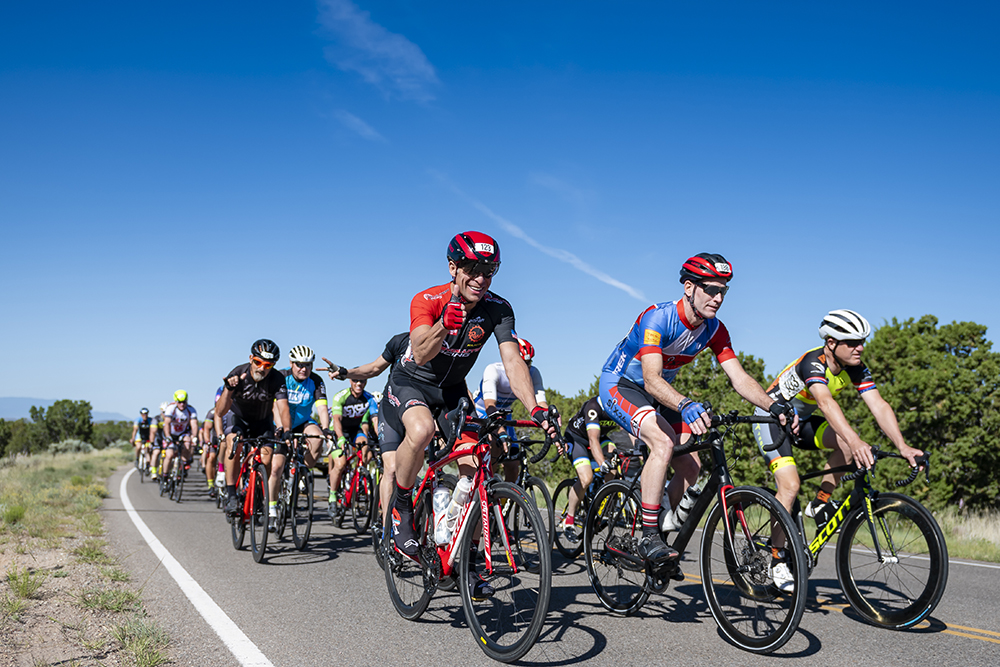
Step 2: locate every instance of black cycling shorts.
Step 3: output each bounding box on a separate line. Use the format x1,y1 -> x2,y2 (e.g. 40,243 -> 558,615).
379,375 -> 468,453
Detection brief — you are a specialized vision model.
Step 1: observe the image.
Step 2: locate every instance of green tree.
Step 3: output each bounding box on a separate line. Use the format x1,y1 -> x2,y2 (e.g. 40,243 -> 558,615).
31,400 -> 94,445
838,316 -> 1000,511
92,420 -> 132,448
3,418 -> 49,455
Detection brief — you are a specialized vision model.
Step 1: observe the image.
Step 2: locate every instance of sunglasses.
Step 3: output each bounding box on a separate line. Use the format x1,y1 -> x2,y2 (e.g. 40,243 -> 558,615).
292,361 -> 313,368
698,282 -> 730,298
839,339 -> 866,348
459,261 -> 500,278
251,357 -> 275,369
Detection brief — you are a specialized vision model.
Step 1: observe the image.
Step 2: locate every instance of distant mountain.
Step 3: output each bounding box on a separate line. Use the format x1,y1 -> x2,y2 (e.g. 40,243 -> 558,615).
0,397 -> 129,423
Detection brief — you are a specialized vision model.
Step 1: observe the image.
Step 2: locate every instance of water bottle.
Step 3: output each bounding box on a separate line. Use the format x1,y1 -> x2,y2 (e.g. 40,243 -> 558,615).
659,483 -> 701,532
444,476 -> 474,536
433,483 -> 453,544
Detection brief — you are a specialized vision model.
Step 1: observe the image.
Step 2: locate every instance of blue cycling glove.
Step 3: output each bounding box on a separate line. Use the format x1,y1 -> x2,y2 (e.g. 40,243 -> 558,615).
677,398 -> 706,425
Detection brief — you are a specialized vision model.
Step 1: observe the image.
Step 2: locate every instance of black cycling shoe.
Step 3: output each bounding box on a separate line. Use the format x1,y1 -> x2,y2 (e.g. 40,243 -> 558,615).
468,571 -> 495,601
391,507 -> 420,561
224,495 -> 240,517
638,533 -> 679,563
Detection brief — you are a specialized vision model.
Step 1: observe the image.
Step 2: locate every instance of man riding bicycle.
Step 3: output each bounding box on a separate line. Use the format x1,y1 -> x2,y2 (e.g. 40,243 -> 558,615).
216,339 -> 292,517
149,403 -> 168,480
161,390 -> 198,483
599,253 -> 795,565
326,378 -> 378,518
269,345 -> 330,530
752,308 -> 924,591
130,407 -> 153,466
384,231 -> 558,600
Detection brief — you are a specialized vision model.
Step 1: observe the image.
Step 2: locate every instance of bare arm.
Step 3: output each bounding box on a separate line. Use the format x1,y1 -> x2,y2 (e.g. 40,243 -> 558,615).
587,427 -> 607,468
411,321 -> 450,366
861,389 -> 923,466
811,383 -> 875,468
275,399 -> 291,432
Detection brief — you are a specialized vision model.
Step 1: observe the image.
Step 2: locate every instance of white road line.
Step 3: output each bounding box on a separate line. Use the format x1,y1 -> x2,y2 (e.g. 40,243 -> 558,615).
119,469 -> 274,667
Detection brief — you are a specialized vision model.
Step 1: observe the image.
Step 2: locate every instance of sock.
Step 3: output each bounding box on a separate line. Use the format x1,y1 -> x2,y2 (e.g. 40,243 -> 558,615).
395,483 -> 413,514
226,484 -> 236,497
564,515 -> 575,526
816,490 -> 832,504
642,502 -> 660,536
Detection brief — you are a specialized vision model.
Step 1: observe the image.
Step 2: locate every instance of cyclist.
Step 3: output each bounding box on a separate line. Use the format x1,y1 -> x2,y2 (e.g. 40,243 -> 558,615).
473,336 -> 548,483
161,390 -> 198,483
560,396 -> 623,542
325,331 -> 409,528
599,253 -> 795,565
268,345 -> 330,531
149,403 -> 168,480
384,231 -> 557,601
752,309 -> 924,591
326,377 -> 378,518
130,407 -> 153,466
201,386 -> 225,497
216,339 -> 292,517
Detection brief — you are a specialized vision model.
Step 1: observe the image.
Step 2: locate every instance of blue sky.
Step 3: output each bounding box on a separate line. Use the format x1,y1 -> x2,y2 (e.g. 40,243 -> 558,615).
2,1 -> 998,418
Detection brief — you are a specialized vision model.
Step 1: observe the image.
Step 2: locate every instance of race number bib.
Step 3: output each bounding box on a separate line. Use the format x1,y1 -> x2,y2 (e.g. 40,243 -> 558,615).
777,370 -> 805,401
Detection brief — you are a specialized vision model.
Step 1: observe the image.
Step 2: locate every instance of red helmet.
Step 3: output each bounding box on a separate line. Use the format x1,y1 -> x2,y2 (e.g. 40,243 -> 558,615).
679,253 -> 733,283
516,337 -> 535,363
447,231 -> 501,267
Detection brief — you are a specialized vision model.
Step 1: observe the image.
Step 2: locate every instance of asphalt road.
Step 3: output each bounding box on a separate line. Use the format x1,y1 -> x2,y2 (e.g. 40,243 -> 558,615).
102,465 -> 1000,666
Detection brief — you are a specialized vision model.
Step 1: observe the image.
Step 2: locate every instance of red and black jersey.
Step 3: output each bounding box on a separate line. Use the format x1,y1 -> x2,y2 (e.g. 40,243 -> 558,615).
396,283 -> 517,388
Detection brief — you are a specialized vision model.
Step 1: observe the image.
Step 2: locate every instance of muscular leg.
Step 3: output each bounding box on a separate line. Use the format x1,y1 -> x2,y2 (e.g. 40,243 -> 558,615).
394,406 -> 437,488
567,462 -> 593,517
637,413 -> 680,509
664,450 -> 701,509
302,424 -> 324,467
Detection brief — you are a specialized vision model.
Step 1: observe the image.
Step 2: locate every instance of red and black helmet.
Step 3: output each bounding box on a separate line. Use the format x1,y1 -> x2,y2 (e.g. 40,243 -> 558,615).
447,231 -> 501,267
516,337 -> 535,363
679,253 -> 733,284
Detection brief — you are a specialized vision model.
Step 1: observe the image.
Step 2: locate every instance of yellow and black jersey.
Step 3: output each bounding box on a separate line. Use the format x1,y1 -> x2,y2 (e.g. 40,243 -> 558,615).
766,347 -> 876,420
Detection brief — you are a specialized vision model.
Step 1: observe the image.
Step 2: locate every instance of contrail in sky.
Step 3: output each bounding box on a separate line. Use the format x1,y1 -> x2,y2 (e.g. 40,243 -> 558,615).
430,170 -> 647,302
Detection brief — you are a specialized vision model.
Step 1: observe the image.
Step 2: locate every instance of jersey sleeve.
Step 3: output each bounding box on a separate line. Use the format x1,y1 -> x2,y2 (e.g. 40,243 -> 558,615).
330,388 -> 349,416
481,363 -> 501,402
849,363 -> 877,394
708,321 -> 737,363
270,370 -> 288,400
311,373 -> 328,403
367,395 -> 379,416
489,294 -> 517,345
410,285 -> 450,330
799,349 -> 829,388
635,306 -> 667,359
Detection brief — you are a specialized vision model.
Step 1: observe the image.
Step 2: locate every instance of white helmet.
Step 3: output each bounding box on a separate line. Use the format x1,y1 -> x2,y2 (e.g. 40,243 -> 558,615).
289,345 -> 315,364
159,402 -> 169,413
819,309 -> 871,341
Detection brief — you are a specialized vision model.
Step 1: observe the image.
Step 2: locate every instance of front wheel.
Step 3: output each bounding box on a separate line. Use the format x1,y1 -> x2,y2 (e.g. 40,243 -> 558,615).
249,463 -> 269,563
523,476 -> 554,549
700,485 -> 807,653
174,464 -> 184,503
351,469 -> 374,534
291,470 -> 314,551
836,492 -> 948,629
384,489 -> 434,621
459,481 -> 551,663
553,477 -> 585,559
583,480 -> 648,615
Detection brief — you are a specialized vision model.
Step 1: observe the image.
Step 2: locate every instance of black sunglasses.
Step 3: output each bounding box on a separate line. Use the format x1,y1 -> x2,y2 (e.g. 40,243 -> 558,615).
459,261 -> 500,278
839,339 -> 866,348
698,282 -> 730,298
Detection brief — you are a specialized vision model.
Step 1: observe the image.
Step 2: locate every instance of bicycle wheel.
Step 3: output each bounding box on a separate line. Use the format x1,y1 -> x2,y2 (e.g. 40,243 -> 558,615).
583,480 -> 648,615
174,464 -> 184,503
231,490 -> 246,551
291,470 -> 314,551
553,477 -> 585,559
136,451 -> 145,483
352,469 -> 374,534
523,475 -> 554,549
836,492 -> 948,629
700,485 -> 806,653
384,489 -> 434,620
249,463 -> 270,564
459,481 -> 551,663
168,465 -> 178,501
275,473 -> 290,541
372,508 -> 386,570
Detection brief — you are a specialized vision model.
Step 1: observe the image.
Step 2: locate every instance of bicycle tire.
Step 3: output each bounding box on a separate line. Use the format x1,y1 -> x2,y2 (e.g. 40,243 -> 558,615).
167,464 -> 178,501
174,464 -> 184,503
384,488 -> 434,621
231,490 -> 246,551
275,472 -> 290,541
553,477 -> 585,559
372,508 -> 386,570
459,481 -> 550,663
583,480 -> 649,615
249,463 -> 269,563
523,475 -> 555,549
291,469 -> 314,551
835,492 -> 948,629
700,485 -> 807,653
136,451 -> 145,483
352,469 -> 374,534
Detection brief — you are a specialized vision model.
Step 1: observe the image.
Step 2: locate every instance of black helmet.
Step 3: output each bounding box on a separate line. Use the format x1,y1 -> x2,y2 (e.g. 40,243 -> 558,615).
447,231 -> 501,266
250,339 -> 280,362
679,253 -> 733,284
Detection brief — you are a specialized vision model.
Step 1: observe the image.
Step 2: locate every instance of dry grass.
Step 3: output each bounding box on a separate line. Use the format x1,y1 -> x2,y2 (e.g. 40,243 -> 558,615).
937,506 -> 1000,562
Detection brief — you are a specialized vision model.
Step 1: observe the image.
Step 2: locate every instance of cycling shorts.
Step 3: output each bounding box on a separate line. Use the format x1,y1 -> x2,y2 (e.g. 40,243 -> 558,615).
564,430 -> 615,469
752,407 -> 831,470
165,434 -> 191,452
598,373 -> 689,438
379,375 -> 468,454
224,413 -> 274,440
330,427 -> 369,459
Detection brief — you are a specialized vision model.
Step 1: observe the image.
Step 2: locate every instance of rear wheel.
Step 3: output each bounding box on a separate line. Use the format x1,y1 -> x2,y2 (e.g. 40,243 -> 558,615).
384,489 -> 434,620
836,492 -> 948,629
583,480 -> 648,615
459,481 -> 551,663
291,469 -> 314,551
249,464 -> 270,563
352,469 -> 374,534
523,476 -> 554,549
700,485 -> 806,653
553,477 -> 585,559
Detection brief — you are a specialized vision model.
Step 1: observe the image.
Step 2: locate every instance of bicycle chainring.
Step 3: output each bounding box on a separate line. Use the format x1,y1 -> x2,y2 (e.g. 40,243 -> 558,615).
420,545 -> 442,594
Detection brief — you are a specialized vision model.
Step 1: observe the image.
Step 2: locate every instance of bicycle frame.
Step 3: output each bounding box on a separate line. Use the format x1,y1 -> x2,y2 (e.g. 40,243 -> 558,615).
233,437 -> 268,521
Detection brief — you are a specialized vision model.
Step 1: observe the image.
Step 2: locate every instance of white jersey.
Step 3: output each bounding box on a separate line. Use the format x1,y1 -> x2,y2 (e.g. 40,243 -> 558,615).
164,402 -> 198,436
474,362 -> 546,414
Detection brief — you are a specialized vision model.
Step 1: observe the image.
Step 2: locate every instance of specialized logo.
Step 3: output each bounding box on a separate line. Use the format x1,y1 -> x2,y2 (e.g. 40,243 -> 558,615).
643,329 -> 661,345
468,324 -> 486,343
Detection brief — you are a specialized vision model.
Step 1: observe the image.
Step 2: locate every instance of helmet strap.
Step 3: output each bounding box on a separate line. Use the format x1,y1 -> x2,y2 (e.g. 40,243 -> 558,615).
684,284 -> 707,323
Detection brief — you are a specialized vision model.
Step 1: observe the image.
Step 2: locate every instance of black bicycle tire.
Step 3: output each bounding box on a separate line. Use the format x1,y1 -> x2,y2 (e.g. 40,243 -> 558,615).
583,480 -> 649,615
291,469 -> 314,551
249,463 -> 269,563
553,477 -> 585,559
174,463 -> 184,503
835,492 -> 948,629
524,475 -> 555,549
700,485 -> 807,653
352,469 -> 374,534
383,488 -> 433,620
459,481 -> 551,663
231,489 -> 246,551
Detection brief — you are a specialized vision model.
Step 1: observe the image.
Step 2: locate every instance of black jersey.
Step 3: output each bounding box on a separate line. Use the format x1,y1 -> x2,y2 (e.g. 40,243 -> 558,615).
566,397 -> 619,443
223,363 -> 288,423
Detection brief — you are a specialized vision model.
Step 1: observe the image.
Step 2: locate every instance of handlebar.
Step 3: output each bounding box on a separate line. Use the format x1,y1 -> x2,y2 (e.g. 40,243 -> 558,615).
227,435 -> 280,460
672,401 -> 792,456
841,449 -> 931,486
